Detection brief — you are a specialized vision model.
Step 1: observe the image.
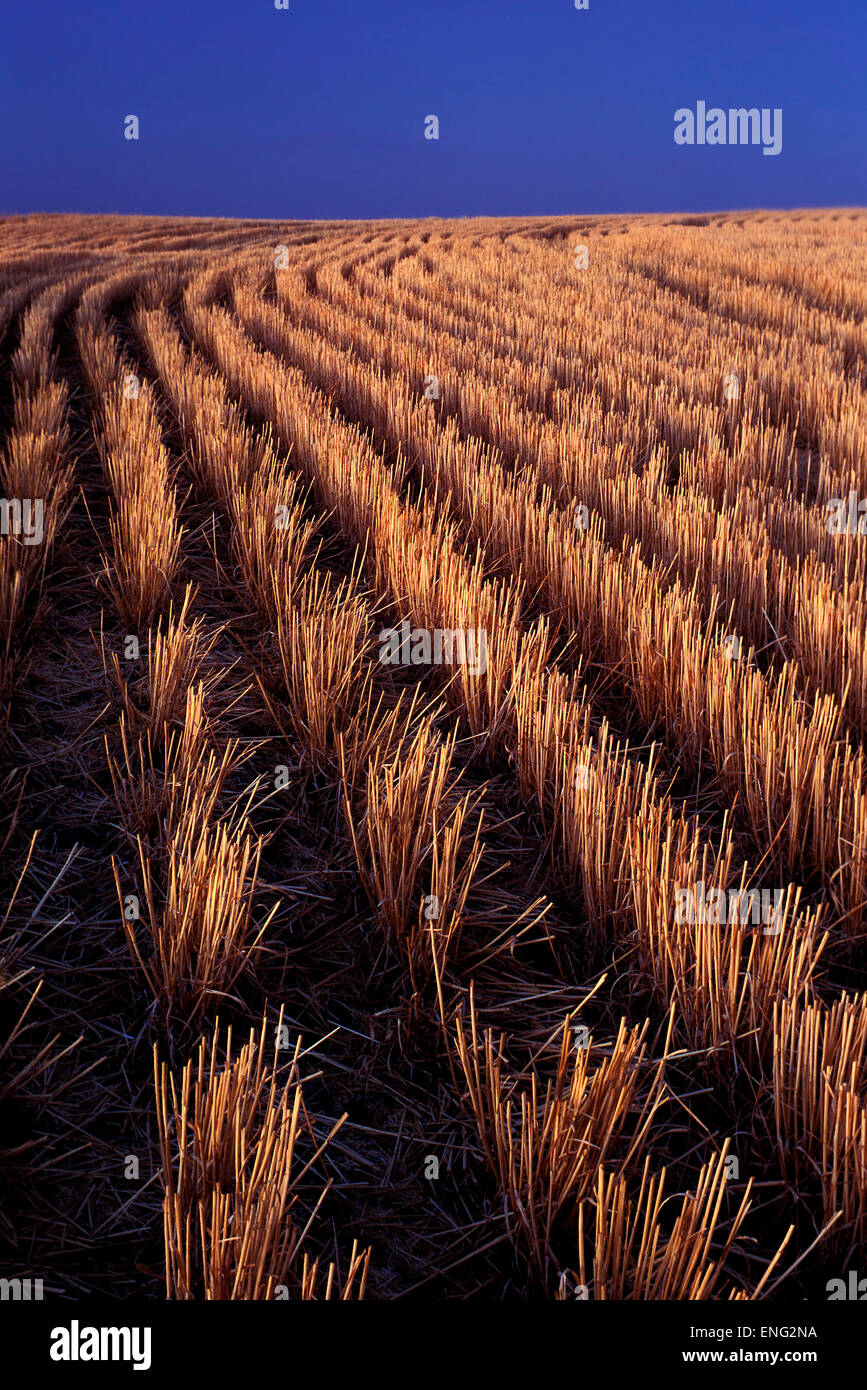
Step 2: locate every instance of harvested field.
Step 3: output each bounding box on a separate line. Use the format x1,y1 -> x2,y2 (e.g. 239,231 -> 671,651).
1,207 -> 866,1301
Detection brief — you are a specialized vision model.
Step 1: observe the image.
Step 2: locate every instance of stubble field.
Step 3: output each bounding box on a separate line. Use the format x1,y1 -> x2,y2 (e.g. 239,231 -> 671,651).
1,208 -> 866,1301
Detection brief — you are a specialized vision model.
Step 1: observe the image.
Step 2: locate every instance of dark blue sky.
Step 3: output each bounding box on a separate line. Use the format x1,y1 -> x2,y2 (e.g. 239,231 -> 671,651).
1,0 -> 863,219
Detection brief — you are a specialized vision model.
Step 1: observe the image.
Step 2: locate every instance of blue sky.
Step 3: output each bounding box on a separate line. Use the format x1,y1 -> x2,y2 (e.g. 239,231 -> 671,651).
0,0 -> 863,218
